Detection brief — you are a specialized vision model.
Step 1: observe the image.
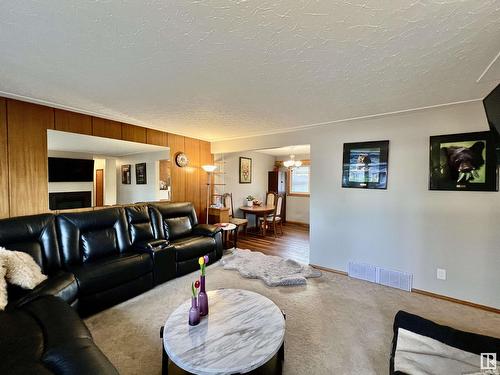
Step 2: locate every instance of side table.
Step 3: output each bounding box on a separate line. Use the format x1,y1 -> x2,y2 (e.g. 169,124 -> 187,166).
215,223 -> 238,249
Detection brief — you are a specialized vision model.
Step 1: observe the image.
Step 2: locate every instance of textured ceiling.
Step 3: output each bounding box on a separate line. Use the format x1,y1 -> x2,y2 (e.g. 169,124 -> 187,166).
1,1 -> 499,141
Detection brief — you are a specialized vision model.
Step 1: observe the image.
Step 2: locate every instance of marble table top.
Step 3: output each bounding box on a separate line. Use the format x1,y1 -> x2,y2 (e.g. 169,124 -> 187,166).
163,288 -> 285,375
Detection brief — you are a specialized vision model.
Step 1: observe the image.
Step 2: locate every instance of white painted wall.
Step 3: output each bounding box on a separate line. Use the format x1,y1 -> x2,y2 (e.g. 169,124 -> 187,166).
104,159 -> 117,205
223,151 -> 276,227
212,101 -> 500,309
116,151 -> 170,204
275,153 -> 310,224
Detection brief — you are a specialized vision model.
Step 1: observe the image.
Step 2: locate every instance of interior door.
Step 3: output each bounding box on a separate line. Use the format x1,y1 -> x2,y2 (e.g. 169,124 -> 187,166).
95,169 -> 104,207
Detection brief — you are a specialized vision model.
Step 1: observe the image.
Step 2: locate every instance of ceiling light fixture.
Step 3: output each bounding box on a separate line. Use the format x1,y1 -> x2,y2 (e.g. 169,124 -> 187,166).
283,155 -> 302,168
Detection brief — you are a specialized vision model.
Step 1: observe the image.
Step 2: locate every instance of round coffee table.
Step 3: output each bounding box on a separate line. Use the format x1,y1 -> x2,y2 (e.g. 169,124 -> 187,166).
162,289 -> 285,375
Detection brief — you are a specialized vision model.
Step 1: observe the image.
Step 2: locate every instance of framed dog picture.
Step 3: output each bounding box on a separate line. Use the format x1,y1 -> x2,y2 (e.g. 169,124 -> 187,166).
239,157 -> 252,184
135,163 -> 147,185
342,140 -> 389,189
429,131 -> 497,191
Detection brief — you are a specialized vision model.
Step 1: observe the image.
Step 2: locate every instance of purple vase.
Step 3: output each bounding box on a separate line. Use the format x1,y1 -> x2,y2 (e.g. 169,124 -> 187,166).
188,297 -> 200,326
198,275 -> 209,316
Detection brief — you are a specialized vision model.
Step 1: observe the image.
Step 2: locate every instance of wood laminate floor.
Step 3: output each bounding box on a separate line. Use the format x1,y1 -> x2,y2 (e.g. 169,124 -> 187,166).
235,223 -> 310,264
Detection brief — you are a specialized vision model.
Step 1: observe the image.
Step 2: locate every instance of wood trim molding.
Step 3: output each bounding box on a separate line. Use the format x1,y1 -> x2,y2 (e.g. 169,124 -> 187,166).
310,264 -> 499,314
310,264 -> 348,276
411,288 -> 500,314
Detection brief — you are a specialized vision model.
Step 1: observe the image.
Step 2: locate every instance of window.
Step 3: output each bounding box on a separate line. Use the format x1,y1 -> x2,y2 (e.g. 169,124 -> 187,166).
288,163 -> 310,196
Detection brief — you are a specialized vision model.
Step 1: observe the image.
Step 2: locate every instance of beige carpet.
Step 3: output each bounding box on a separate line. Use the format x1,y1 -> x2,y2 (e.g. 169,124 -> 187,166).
85,261 -> 500,375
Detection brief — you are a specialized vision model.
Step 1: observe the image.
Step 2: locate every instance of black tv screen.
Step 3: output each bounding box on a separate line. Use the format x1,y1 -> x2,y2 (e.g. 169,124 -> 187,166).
48,157 -> 94,182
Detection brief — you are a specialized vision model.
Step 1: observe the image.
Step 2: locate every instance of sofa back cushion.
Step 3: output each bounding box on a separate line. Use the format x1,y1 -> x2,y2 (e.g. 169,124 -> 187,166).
0,214 -> 61,276
149,202 -> 198,240
57,208 -> 131,266
124,205 -> 155,245
164,217 -> 192,240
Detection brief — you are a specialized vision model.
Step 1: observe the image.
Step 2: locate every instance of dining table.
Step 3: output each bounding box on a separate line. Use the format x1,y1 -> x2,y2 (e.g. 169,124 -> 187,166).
239,205 -> 275,237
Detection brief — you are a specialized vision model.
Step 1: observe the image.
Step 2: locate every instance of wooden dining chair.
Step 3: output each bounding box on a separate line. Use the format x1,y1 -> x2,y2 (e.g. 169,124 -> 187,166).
222,193 -> 248,236
265,191 -> 277,207
259,193 -> 284,238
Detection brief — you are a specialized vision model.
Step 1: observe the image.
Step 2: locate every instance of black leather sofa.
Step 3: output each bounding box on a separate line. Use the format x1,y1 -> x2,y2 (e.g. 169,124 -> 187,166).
149,202 -> 224,277
0,202 -> 222,374
0,295 -> 118,375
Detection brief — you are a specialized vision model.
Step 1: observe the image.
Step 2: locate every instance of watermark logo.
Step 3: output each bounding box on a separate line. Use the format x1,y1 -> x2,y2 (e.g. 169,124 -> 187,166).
481,353 -> 497,370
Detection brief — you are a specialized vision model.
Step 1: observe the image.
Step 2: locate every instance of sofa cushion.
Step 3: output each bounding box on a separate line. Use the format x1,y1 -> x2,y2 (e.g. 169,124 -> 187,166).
81,228 -> 118,262
165,216 -> 192,240
57,208 -> 131,267
21,296 -> 118,375
171,236 -> 216,261
148,202 -> 199,239
0,305 -> 46,374
9,271 -> 79,308
125,205 -> 155,244
0,214 -> 61,276
71,252 -> 153,296
390,311 -> 500,374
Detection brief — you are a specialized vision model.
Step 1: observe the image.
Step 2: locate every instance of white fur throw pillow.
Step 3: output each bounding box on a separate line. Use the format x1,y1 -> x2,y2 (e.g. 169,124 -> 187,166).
0,247 -> 47,290
0,256 -> 7,310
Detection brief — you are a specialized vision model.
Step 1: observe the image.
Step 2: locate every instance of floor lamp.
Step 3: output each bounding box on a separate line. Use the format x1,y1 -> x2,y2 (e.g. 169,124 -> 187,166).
201,165 -> 217,224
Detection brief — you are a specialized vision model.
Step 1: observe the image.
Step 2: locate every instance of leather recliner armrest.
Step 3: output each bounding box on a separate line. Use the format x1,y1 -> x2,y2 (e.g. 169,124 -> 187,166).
133,240 -> 175,285
192,224 -> 222,237
133,239 -> 170,253
10,271 -> 79,309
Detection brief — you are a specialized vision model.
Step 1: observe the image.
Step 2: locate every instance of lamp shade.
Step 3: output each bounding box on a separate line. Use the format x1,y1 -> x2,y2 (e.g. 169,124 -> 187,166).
201,165 -> 217,173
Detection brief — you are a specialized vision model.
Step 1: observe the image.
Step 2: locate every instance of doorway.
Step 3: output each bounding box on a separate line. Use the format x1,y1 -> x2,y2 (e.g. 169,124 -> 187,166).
95,169 -> 104,207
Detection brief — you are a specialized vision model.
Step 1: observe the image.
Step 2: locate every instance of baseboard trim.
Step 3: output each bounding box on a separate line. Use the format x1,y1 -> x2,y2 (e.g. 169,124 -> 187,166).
285,220 -> 310,228
411,289 -> 500,314
310,264 -> 348,276
310,264 -> 499,314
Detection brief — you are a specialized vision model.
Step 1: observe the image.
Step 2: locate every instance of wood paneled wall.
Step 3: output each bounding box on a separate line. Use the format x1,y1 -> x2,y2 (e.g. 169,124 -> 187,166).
7,100 -> 54,217
0,99 -> 8,218
0,97 -> 212,222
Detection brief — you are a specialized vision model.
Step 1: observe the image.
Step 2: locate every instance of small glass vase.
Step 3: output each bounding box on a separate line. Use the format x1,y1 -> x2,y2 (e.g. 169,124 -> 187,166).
198,275 -> 209,316
188,297 -> 200,326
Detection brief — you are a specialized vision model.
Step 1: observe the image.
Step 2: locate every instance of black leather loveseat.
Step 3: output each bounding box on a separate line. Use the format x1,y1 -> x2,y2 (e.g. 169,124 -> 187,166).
0,201 -> 222,374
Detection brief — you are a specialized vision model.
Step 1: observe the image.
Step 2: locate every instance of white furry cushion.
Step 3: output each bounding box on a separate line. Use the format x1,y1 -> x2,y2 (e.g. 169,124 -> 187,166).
0,247 -> 47,290
0,256 -> 7,310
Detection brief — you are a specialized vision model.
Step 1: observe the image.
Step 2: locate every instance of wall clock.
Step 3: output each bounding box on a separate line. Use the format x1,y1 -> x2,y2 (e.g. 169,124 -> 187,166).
175,152 -> 189,167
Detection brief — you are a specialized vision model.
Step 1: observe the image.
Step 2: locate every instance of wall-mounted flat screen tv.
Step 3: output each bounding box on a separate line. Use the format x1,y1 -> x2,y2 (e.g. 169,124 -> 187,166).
48,157 -> 94,182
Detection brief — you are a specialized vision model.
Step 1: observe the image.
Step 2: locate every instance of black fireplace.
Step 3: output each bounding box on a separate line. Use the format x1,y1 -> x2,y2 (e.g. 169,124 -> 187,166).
49,191 -> 92,210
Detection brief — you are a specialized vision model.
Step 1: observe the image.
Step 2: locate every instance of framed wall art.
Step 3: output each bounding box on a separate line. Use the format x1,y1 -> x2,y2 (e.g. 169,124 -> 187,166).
121,164 -> 131,184
135,163 -> 147,185
342,140 -> 389,189
239,157 -> 252,184
429,131 -> 497,191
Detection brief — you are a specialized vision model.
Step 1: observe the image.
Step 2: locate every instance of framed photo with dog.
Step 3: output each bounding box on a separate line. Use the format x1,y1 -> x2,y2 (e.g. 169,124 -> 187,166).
429,131 -> 497,191
342,140 -> 389,189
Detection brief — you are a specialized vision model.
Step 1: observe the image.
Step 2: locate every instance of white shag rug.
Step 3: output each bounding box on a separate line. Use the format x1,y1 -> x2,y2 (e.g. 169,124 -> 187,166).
220,248 -> 322,286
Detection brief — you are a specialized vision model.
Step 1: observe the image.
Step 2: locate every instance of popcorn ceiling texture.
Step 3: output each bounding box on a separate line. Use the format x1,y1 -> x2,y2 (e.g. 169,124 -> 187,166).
0,1 -> 499,141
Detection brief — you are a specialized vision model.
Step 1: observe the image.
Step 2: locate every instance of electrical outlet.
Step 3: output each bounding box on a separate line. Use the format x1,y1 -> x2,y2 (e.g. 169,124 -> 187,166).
437,268 -> 446,280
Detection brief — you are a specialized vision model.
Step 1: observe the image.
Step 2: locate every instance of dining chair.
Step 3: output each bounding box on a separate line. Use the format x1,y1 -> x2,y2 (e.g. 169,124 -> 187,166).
259,193 -> 284,238
265,191 -> 277,207
222,193 -> 248,236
